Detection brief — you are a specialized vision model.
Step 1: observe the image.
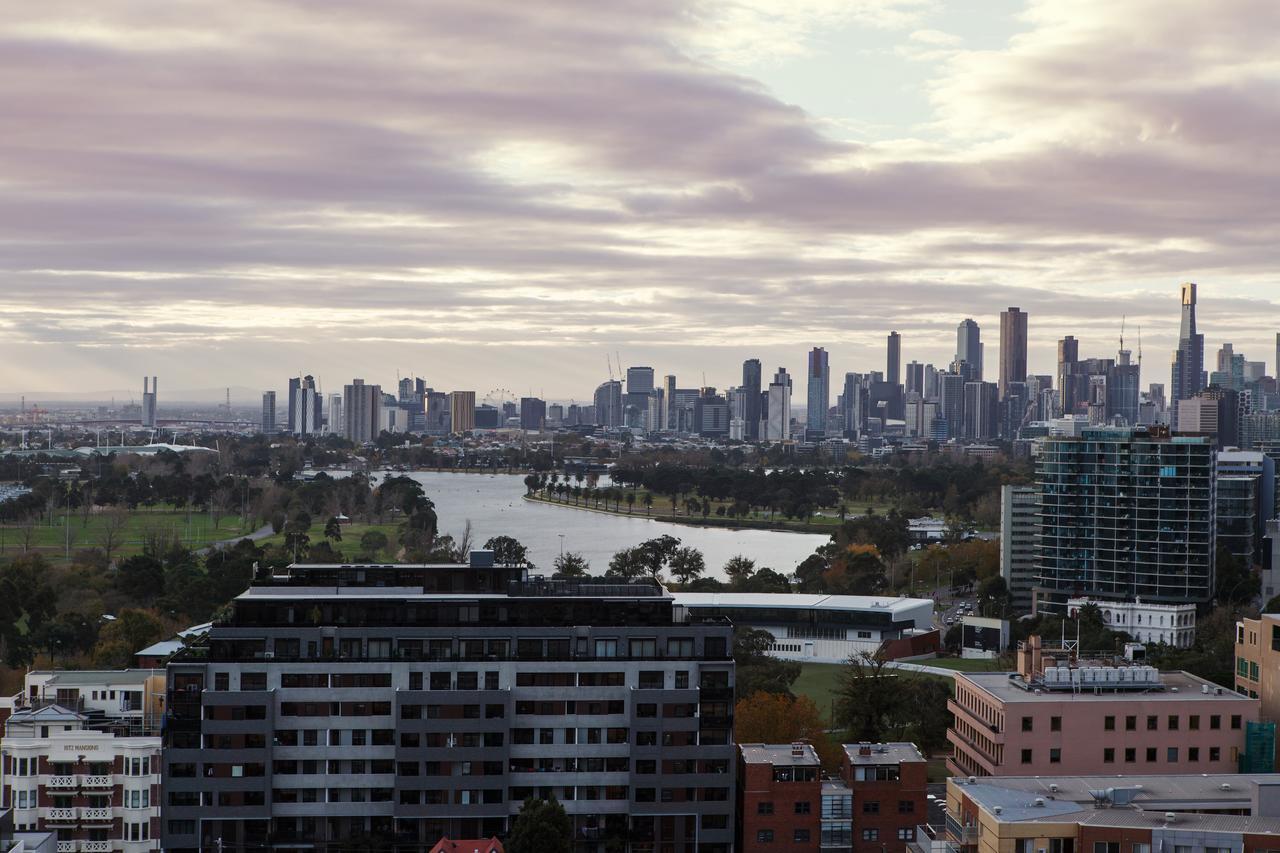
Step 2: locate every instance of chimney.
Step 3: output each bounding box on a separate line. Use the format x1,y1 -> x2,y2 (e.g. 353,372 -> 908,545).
791,742 -> 805,758
859,743 -> 872,756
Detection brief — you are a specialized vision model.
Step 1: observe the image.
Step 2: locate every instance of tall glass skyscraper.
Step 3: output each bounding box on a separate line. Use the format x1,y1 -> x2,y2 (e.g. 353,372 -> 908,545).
1171,282 -> 1205,429
806,347 -> 829,439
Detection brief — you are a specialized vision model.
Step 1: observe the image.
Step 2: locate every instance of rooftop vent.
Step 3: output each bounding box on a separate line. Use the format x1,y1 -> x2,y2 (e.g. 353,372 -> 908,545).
969,776 -> 978,785
1033,798 -> 1045,807
1165,812 -> 1176,824
1202,684 -> 1210,694
1220,783 -> 1232,791
1049,784 -> 1060,793
993,806 -> 1003,815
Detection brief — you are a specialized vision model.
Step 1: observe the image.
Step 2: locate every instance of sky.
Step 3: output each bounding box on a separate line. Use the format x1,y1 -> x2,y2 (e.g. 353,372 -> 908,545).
2,0 -> 1279,403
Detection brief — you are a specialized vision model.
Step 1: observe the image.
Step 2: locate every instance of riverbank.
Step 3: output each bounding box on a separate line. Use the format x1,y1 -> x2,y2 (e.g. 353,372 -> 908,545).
522,493 -> 849,534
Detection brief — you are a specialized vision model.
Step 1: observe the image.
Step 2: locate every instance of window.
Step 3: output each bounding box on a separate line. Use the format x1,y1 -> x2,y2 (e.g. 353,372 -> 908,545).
1021,749 -> 1032,764
898,800 -> 915,813
1189,715 -> 1200,730
1167,747 -> 1178,762
1104,715 -> 1115,730
594,639 -> 618,658
1050,716 -> 1061,731
756,830 -> 774,843
1210,715 -> 1221,730
675,671 -> 689,689
757,802 -> 774,815
862,830 -> 880,841
1094,844 -> 1120,853
795,801 -> 811,814
1021,716 -> 1033,732
1104,748 -> 1115,763
1125,715 -> 1136,731
863,801 -> 880,814
1146,747 -> 1157,762
899,828 -> 916,841
1168,715 -> 1179,730
1189,747 -> 1200,761
1133,845 -> 1151,853
796,829 -> 812,843
628,638 -> 657,658
1210,747 -> 1221,761
1146,715 -> 1158,730
1232,715 -> 1242,730
1049,748 -> 1061,764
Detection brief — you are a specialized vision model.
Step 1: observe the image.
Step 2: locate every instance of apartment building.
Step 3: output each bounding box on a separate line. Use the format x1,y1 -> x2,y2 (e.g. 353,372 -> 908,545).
948,638 -> 1257,777
736,742 -> 925,853
738,743 -> 821,851
1065,597 -> 1196,648
930,773 -> 1280,853
1234,613 -> 1280,715
161,554 -> 736,852
0,671 -> 163,851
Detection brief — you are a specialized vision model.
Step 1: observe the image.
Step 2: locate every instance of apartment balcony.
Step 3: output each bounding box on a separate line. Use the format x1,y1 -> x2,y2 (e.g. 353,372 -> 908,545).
83,842 -> 112,853
47,808 -> 78,822
43,774 -> 115,789
83,807 -> 113,822
945,814 -> 979,845
83,775 -> 113,788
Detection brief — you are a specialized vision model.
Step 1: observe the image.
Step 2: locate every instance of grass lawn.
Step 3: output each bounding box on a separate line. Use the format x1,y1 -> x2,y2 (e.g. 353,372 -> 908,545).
793,663 -> 845,723
0,507 -> 255,563
254,521 -> 405,558
924,657 -> 1006,672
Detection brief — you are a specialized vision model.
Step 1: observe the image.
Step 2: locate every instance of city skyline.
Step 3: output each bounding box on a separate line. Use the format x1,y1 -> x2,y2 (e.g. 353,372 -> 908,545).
2,1 -> 1279,395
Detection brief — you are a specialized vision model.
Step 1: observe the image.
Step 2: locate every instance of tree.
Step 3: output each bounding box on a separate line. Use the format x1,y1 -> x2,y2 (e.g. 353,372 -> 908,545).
93,609 -> 167,668
636,535 -> 681,577
669,547 -> 706,585
359,530 -> 389,555
506,797 -> 572,853
740,568 -> 791,593
324,516 -> 343,542
735,691 -> 837,766
1215,545 -> 1259,605
821,544 -> 887,595
484,535 -> 532,566
734,627 -> 801,698
642,492 -> 653,515
552,552 -> 590,579
605,547 -> 648,581
834,653 -> 907,743
96,506 -> 130,563
117,555 -> 165,602
723,555 -> 757,586
625,492 -> 636,514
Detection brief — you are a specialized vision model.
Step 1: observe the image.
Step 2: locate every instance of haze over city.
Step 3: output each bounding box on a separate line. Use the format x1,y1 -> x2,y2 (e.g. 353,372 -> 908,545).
3,0 -> 1279,400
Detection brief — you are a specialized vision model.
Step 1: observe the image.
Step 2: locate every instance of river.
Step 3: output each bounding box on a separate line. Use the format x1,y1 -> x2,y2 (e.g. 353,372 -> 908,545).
391,471 -> 828,579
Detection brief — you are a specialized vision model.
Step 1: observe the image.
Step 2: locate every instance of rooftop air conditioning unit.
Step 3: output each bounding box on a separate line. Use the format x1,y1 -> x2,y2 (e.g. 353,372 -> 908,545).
1165,813 -> 1176,824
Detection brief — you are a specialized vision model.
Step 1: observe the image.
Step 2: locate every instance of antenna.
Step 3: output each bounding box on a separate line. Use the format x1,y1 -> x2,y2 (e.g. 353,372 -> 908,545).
1137,325 -> 1143,364
1119,315 -> 1125,352
606,355 -> 614,382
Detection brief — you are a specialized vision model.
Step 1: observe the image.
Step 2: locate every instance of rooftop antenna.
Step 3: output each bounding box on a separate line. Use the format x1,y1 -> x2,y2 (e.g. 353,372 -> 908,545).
606,355 -> 614,382
1137,324 -> 1143,365
1119,315 -> 1125,353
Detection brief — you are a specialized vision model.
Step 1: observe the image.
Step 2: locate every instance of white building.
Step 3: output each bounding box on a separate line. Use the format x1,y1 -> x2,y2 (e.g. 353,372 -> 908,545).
672,593 -> 936,663
1,671 -> 163,850
1066,597 -> 1196,648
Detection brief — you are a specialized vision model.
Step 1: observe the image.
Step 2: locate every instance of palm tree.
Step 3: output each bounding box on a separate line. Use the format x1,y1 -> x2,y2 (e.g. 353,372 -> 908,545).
625,492 -> 636,514
642,492 -> 653,516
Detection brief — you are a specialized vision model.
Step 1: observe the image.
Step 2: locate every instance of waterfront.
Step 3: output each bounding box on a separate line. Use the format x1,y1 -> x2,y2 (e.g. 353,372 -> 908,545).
396,471 -> 828,578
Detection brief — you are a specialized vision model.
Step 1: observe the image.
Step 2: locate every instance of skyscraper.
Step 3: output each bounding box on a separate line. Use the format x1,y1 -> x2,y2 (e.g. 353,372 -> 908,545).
593,380 -> 622,427
1275,333 -> 1279,379
260,391 -> 276,434
956,319 -> 982,379
519,397 -> 546,431
342,378 -> 382,443
806,347 -> 829,439
886,331 -> 901,388
662,374 -> 677,432
449,390 -> 476,434
1170,282 -> 1205,429
963,381 -> 999,441
905,361 -> 925,396
626,366 -> 655,395
998,307 -> 1028,400
741,359 -> 762,441
938,373 -> 966,440
840,372 -> 863,437
1057,336 -> 1079,415
141,376 -> 157,428
288,375 -> 319,436
766,367 -> 792,441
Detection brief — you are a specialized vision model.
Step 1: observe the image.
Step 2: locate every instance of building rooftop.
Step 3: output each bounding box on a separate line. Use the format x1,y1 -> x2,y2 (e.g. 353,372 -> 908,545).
673,592 -> 932,617
959,670 -> 1253,702
953,773 -> 1280,820
26,669 -> 162,687
843,742 -> 925,765
739,743 -> 821,767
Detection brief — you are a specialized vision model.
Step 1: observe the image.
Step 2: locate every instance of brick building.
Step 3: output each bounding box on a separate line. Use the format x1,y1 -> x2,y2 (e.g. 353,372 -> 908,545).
838,743 -> 926,853
738,743 -> 821,850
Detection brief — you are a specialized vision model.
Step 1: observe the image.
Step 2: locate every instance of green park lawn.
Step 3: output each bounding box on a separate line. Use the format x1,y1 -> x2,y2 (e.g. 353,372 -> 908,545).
0,506 -> 254,563
254,521 -> 405,559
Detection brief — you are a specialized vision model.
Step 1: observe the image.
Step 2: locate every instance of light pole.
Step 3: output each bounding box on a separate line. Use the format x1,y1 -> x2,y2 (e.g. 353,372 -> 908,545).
558,534 -> 565,559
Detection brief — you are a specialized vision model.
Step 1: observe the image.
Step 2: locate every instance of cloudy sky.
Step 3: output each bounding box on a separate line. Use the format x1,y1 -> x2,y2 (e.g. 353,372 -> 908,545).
3,0 -> 1278,402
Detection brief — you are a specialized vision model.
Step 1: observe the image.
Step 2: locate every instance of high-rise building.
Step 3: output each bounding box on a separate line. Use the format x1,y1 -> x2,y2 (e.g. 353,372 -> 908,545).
625,366 -> 654,396
518,397 -> 546,431
904,361 -> 924,396
694,388 -> 729,437
1216,450 -> 1276,567
1000,485 -> 1039,614
1275,332 -> 1279,380
261,391 -> 276,434
886,331 -> 901,388
806,348 -> 829,439
288,375 -> 320,437
141,376 -> 157,428
1035,427 -> 1216,609
593,380 -> 622,427
342,378 -> 382,443
449,391 -> 476,434
161,557 -> 737,851
1107,342 -> 1141,426
956,319 -> 982,380
766,368 -> 792,441
963,381 -> 999,441
662,374 -> 677,432
1171,282 -> 1206,429
1056,336 -> 1079,414
998,307 -> 1027,401
741,360 -> 762,441
937,373 -> 966,440
841,372 -> 864,437
327,393 -> 343,436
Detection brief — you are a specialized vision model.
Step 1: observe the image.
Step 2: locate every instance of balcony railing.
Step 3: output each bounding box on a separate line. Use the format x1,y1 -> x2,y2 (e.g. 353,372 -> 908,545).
83,807 -> 113,821
84,842 -> 112,853
47,807 -> 77,821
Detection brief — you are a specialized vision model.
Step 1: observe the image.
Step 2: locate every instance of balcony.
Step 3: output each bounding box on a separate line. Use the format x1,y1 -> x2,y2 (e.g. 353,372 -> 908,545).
56,843 -> 76,853
945,814 -> 979,845
84,775 -> 113,788
47,808 -> 77,822
46,775 -> 77,789
83,807 -> 113,822
84,843 -> 112,853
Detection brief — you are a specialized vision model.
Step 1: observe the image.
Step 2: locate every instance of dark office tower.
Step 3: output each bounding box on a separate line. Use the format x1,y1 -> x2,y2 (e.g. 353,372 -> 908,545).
998,307 -> 1028,401
1275,332 -> 1279,379
956,319 -> 982,380
594,380 -> 623,428
1107,345 -> 1141,426
141,376 -> 158,428
1055,336 -> 1079,415
1000,381 -> 1029,440
963,381 -> 999,441
1035,427 -> 1215,610
938,373 -> 966,440
261,391 -> 276,434
662,374 -> 677,432
741,359 -> 762,440
905,361 -> 925,396
806,347 -> 830,439
886,331 -> 902,388
841,372 -> 864,437
1171,282 -> 1206,429
626,366 -> 655,396
161,556 -> 737,852
519,396 -> 546,431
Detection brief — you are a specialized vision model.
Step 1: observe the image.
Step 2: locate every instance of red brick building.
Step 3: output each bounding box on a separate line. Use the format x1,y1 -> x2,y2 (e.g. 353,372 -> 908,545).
840,743 -> 927,853
738,743 -> 822,851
